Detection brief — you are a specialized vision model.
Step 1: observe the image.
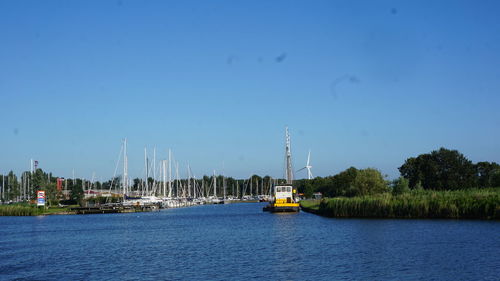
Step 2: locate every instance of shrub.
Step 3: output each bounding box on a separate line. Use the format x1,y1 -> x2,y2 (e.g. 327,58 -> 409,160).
392,177 -> 410,195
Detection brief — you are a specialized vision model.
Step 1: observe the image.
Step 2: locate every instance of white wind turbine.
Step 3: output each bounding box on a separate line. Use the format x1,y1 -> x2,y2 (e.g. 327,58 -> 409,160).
297,150 -> 313,180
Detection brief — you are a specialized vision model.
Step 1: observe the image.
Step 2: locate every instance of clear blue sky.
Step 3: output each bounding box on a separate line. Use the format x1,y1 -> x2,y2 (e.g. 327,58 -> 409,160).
1,0 -> 500,180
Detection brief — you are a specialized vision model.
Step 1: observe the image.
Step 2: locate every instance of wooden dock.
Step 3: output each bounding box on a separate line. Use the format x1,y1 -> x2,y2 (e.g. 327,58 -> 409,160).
70,205 -> 158,215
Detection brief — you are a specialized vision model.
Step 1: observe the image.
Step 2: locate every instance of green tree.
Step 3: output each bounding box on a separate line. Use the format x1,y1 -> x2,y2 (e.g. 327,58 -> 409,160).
31,168 -> 47,197
399,148 -> 477,190
328,167 -> 358,197
490,170 -> 500,187
304,182 -> 314,198
475,161 -> 500,188
7,171 -> 20,201
351,168 -> 388,196
132,178 -> 141,191
46,182 -> 58,206
262,175 -> 272,195
69,179 -> 84,203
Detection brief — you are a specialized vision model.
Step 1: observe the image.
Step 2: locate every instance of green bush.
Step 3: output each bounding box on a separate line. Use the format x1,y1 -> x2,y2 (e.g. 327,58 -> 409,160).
392,177 -> 410,195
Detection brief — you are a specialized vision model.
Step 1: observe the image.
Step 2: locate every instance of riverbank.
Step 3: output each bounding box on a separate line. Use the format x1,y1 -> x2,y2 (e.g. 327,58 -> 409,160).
0,204 -> 73,216
0,200 -> 260,216
0,204 -> 157,216
300,188 -> 500,220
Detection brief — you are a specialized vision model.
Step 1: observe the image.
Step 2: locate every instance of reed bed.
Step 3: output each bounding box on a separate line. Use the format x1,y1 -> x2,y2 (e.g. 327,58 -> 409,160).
316,188 -> 499,219
0,204 -> 42,216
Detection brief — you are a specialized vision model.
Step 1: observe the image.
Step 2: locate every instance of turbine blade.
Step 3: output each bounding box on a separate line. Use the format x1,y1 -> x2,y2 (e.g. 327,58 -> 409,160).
296,167 -> 306,172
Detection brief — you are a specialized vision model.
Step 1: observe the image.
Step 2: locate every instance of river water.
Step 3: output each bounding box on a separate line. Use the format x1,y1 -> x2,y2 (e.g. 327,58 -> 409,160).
0,203 -> 499,280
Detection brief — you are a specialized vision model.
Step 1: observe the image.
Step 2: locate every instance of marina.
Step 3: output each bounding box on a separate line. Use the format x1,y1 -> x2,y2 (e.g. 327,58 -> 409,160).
65,128 -> 292,215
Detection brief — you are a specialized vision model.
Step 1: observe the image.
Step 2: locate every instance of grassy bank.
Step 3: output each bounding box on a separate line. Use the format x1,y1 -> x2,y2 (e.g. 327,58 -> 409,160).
299,199 -> 320,211
301,188 -> 500,219
0,204 -> 73,216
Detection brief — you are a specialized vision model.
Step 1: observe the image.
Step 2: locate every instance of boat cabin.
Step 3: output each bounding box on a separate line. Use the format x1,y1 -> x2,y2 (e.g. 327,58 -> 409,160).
274,185 -> 295,203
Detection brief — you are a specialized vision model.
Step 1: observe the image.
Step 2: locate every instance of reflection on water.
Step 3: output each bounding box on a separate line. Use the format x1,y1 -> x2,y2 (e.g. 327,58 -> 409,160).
0,203 -> 499,280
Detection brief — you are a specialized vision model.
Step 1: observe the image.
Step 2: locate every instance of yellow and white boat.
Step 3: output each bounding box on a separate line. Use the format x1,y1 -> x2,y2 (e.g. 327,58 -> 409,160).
263,185 -> 300,212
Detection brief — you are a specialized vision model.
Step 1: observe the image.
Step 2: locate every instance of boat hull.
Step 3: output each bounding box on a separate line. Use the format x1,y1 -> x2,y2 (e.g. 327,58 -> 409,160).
263,204 -> 300,212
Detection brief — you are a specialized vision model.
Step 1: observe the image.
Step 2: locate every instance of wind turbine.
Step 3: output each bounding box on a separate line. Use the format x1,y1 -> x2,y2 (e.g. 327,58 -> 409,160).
297,150 -> 313,180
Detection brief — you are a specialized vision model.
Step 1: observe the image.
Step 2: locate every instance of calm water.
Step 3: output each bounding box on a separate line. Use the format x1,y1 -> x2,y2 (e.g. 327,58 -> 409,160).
0,203 -> 499,281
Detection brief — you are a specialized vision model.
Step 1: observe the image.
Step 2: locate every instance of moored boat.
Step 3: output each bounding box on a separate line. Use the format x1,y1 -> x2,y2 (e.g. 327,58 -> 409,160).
263,185 -> 299,212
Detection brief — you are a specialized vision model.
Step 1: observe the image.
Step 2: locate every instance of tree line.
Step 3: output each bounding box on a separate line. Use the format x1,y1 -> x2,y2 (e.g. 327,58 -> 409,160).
2,147 -> 498,203
0,169 -> 279,204
0,169 -> 85,204
295,147 -> 500,198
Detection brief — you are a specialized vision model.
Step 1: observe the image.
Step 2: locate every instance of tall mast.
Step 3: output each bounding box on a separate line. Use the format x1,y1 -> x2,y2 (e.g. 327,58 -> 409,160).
144,147 -> 148,196
162,160 -> 167,197
21,170 -> 24,202
168,149 -> 172,197
236,180 -> 239,198
187,163 -> 191,197
191,168 -> 196,199
175,162 -> 180,198
250,176 -> 253,196
285,127 -> 294,184
201,179 -> 205,198
1,171 -> 4,202
123,138 -> 128,196
223,174 -> 226,199
153,146 -> 156,196
213,170 -> 217,198
259,178 -> 264,195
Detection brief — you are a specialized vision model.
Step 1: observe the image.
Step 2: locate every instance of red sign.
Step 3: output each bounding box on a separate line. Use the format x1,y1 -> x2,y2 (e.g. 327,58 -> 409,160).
37,191 -> 45,199
37,191 -> 45,206
57,178 -> 64,191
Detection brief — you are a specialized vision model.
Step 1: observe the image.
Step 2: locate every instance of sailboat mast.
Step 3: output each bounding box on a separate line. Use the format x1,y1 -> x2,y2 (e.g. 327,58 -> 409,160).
213,170 -> 217,198
187,163 -> 191,197
123,138 -> 128,196
168,149 -> 172,197
144,147 -> 148,196
260,178 -> 263,196
175,162 -> 180,198
202,179 -> 205,198
250,176 -> 253,196
285,127 -> 294,184
162,160 -> 167,197
153,146 -> 156,196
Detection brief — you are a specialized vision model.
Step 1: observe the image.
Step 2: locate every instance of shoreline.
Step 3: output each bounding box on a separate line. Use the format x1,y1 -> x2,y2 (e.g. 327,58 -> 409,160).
300,188 -> 500,220
0,205 -> 157,216
0,200 -> 265,216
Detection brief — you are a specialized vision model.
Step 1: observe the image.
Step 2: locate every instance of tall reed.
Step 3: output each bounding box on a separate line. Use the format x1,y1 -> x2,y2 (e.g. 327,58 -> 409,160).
0,204 -> 42,216
315,188 -> 499,219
